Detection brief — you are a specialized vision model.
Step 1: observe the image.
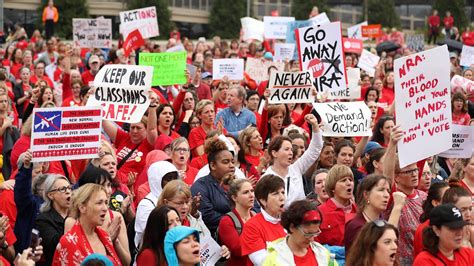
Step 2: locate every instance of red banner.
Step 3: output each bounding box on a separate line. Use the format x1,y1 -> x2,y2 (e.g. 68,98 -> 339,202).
361,24 -> 382,38
123,29 -> 145,57
342,38 -> 363,54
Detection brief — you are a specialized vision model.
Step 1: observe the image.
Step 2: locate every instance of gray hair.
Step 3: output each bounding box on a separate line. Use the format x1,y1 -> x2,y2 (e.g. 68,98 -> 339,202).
40,174 -> 69,213
32,174 -> 48,196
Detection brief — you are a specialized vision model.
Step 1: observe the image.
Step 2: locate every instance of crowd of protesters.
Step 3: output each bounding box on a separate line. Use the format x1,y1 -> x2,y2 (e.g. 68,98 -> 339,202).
0,4 -> 473,266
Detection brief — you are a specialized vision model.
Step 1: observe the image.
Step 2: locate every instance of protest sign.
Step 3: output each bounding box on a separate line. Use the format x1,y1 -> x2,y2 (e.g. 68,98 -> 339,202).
31,106 -> 102,162
274,43 -> 296,61
358,49 -> 380,77
73,18 -> 112,48
166,44 -> 185,53
120,6 -> 159,39
213,59 -> 244,80
406,34 -> 425,53
139,52 -> 187,86
268,71 -> 314,104
394,45 -> 452,168
123,29 -> 145,57
312,101 -> 372,137
348,21 -> 368,41
329,67 -> 361,100
200,235 -> 222,266
451,75 -> 474,96
245,58 -> 285,81
264,16 -> 295,39
439,125 -> 474,158
342,38 -> 364,54
460,45 -> 474,67
241,17 -> 264,42
309,12 -> 330,25
361,24 -> 382,38
296,22 -> 347,95
87,64 -> 153,123
187,64 -> 197,78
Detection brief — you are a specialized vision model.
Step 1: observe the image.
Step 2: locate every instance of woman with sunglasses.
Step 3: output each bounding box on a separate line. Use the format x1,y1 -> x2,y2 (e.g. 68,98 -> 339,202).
346,220 -> 399,266
35,174 -> 72,266
263,199 -> 335,265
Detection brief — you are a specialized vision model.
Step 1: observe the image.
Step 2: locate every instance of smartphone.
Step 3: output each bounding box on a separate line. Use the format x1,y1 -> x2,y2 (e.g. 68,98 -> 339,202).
30,229 -> 40,252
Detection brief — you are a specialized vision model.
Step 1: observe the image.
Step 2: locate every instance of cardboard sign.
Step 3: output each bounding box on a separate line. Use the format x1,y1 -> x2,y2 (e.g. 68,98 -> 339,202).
342,38 -> 364,54
241,17 -> 264,42
138,52 -> 187,86
406,34 -> 425,53
200,234 -> 222,266
358,49 -> 380,77
120,6 -> 159,39
313,101 -> 372,137
361,24 -> 382,38
451,75 -> 474,96
348,21 -> 368,41
296,22 -> 347,95
309,12 -> 331,25
394,45 -> 452,168
245,58 -> 285,81
213,59 -> 244,80
329,67 -> 361,100
73,18 -> 112,48
264,16 -> 295,39
123,29 -> 145,57
31,106 -> 102,162
439,125 -> 474,158
460,45 -> 474,67
268,71 -> 314,103
87,64 -> 153,123
274,43 -> 296,61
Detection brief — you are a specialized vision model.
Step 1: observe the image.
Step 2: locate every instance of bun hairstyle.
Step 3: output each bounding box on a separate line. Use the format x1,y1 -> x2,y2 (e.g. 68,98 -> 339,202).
205,137 -> 229,164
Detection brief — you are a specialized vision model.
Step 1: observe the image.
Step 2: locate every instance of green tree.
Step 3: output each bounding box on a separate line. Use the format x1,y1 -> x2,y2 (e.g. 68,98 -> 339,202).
128,0 -> 172,39
37,0 -> 89,38
291,0 -> 329,20
209,0 -> 245,39
433,0 -> 468,30
365,0 -> 400,28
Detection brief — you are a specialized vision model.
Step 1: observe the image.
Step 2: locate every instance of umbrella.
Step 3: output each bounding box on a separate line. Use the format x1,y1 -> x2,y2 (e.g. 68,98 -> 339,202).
436,39 -> 463,52
376,41 -> 401,54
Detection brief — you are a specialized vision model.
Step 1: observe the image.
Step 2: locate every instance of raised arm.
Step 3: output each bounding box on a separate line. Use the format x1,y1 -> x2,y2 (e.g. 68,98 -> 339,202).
292,114 -> 323,175
383,125 -> 404,186
146,103 -> 158,145
102,120 -> 118,143
353,136 -> 369,167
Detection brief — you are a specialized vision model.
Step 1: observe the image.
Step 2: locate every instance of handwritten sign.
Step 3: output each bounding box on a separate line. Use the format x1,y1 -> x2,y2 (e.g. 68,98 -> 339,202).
348,21 -> 368,41
31,106 -> 102,162
274,43 -> 296,61
120,6 -> 159,39
313,101 -> 372,137
241,17 -> 264,42
200,235 -> 222,266
309,12 -> 330,25
123,29 -> 145,57
394,45 -> 452,168
138,52 -> 187,86
268,71 -> 314,104
245,58 -> 285,81
406,34 -> 425,52
296,22 -> 347,95
87,64 -> 153,123
329,67 -> 361,100
460,45 -> 474,67
439,125 -> 474,158
213,59 -> 244,80
361,24 -> 382,38
451,75 -> 474,96
73,18 -> 112,48
358,49 -> 380,77
264,16 -> 295,39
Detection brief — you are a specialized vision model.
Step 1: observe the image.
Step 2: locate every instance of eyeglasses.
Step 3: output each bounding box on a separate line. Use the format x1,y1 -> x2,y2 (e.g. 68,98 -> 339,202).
50,185 -> 72,193
297,226 -> 321,238
422,171 -> 433,177
373,219 -> 388,227
174,148 -> 190,153
397,168 -> 419,176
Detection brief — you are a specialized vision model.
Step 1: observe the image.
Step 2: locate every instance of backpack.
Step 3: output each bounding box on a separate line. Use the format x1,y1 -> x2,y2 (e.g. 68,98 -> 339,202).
215,211 -> 242,243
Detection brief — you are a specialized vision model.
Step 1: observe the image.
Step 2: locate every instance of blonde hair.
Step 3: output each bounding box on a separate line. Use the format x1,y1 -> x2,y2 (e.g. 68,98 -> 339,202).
195,99 -> 213,117
239,126 -> 258,155
69,183 -> 107,219
170,137 -> 189,152
325,164 -> 354,198
157,180 -> 192,207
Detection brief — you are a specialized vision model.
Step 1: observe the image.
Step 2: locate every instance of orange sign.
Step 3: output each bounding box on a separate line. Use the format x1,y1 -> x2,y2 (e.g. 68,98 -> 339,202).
361,24 -> 382,38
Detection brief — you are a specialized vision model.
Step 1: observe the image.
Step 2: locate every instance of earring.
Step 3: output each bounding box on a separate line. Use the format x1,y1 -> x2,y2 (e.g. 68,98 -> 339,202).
367,200 -> 370,204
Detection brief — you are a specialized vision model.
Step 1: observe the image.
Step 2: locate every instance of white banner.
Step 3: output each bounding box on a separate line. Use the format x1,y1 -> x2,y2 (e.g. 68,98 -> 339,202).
274,43 -> 296,61
309,12 -> 331,25
460,45 -> 474,67
439,125 -> 474,158
241,17 -> 264,42
328,67 -> 360,100
268,71 -> 314,104
212,59 -> 244,80
264,16 -> 295,39
73,18 -> 112,48
245,58 -> 285,81
357,49 -> 380,77
120,6 -> 159,39
347,21 -> 368,41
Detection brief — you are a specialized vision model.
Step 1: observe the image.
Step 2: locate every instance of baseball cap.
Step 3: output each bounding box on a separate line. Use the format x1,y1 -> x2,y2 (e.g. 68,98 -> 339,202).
364,141 -> 382,156
429,203 -> 470,229
264,52 -> 273,60
89,55 -> 100,64
201,72 -> 212,79
449,52 -> 458,59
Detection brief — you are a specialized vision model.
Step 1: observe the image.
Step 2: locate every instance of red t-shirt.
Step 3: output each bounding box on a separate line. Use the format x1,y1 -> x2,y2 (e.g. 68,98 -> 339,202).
452,112 -> 471,125
413,248 -> 474,266
443,16 -> 454,29
183,166 -> 199,185
190,154 -> 208,170
294,247 -> 318,266
413,219 -> 429,257
214,100 -> 228,114
0,211 -> 17,246
30,75 -> 54,89
136,248 -> 158,266
189,126 -> 207,157
81,70 -> 95,85
240,213 -> 286,266
114,129 -> 154,185
61,96 -> 81,107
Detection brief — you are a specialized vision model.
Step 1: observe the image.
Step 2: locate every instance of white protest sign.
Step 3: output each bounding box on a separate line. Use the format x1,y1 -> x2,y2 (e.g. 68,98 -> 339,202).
395,45 -> 452,168
241,17 -> 264,42
119,6 -> 159,39
73,18 -> 112,48
328,67 -> 361,100
200,234 -> 222,266
31,106 -> 102,162
245,58 -> 285,81
87,64 -> 153,123
357,49 -> 380,77
309,12 -> 331,25
213,59 -> 244,80
268,71 -> 314,104
439,125 -> 474,158
274,43 -> 296,61
451,75 -> 474,96
264,16 -> 295,39
296,22 -> 347,95
460,45 -> 474,67
347,21 -> 368,41
313,101 -> 372,137
166,44 -> 185,53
